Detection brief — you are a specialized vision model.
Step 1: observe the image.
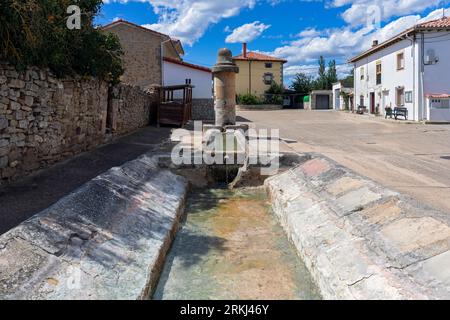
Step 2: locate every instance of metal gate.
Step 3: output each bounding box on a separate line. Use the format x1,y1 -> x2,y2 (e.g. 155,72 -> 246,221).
316,95 -> 330,110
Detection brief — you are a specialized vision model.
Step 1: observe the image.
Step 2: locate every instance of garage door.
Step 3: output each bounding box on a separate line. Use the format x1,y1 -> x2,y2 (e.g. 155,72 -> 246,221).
316,95 -> 330,110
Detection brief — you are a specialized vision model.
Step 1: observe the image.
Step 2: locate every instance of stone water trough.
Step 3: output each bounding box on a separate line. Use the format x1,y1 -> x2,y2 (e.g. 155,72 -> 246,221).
1,150 -> 450,299
1,46 -> 450,300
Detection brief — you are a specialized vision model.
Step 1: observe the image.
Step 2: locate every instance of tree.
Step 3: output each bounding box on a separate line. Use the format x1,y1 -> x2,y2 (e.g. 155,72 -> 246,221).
340,69 -> 354,88
315,56 -> 327,90
291,73 -> 312,94
0,0 -> 124,83
327,60 -> 338,89
265,81 -> 284,104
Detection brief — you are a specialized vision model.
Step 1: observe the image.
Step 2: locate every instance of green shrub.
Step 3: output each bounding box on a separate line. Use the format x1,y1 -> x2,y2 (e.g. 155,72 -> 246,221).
237,93 -> 263,105
0,0 -> 123,83
264,81 -> 284,105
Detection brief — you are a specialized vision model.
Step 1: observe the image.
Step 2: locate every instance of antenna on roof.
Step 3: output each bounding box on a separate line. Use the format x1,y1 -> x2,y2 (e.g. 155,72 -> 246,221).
443,7 -> 446,19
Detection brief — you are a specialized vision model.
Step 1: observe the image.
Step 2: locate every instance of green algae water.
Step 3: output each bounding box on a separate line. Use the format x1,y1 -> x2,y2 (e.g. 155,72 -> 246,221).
154,187 -> 321,300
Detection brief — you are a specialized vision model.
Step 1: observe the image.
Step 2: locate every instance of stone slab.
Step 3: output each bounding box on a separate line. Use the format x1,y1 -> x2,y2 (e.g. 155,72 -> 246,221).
0,154 -> 188,300
266,153 -> 450,299
326,176 -> 364,197
381,217 -> 450,254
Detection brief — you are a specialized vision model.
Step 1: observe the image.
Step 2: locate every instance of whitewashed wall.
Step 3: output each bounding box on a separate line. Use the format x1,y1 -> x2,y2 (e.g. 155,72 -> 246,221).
354,39 -> 418,120
423,32 -> 450,95
163,61 -> 212,99
353,31 -> 450,121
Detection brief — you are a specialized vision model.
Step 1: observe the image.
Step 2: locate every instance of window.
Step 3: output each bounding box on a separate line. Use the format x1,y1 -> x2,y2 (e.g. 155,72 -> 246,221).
263,73 -> 274,85
265,63 -> 273,68
360,67 -> 364,80
360,95 -> 364,106
405,91 -> 413,103
431,99 -> 450,109
396,87 -> 405,106
397,52 -> 405,70
376,61 -> 382,85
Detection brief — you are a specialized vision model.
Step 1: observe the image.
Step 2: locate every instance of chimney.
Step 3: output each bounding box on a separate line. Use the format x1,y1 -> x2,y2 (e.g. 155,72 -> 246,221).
243,43 -> 247,58
372,40 -> 379,47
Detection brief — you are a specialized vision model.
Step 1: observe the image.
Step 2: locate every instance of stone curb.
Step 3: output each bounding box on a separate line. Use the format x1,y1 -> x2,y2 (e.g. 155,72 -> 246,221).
0,154 -> 189,300
265,153 -> 450,300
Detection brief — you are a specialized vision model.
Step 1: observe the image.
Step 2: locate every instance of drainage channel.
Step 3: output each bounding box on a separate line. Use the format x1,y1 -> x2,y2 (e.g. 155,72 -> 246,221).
153,186 -> 321,300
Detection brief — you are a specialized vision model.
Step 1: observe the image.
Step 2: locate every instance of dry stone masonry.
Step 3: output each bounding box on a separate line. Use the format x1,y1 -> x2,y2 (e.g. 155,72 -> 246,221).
0,63 -> 160,185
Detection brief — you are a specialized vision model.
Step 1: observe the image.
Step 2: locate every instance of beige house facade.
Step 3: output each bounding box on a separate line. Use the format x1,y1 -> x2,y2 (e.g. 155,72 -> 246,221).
233,44 -> 287,96
102,20 -> 184,89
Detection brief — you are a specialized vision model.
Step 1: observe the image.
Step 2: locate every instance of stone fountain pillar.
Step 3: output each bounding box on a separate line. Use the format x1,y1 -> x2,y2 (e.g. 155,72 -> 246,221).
212,48 -> 239,127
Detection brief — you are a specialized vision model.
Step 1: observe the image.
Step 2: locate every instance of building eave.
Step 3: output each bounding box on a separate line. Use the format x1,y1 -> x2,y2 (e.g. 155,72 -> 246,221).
349,24 -> 450,63
163,57 -> 211,73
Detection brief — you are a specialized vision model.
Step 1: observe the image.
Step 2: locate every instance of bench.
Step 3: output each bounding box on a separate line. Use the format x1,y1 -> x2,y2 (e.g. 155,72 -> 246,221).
394,107 -> 408,120
385,107 -> 408,120
356,105 -> 367,114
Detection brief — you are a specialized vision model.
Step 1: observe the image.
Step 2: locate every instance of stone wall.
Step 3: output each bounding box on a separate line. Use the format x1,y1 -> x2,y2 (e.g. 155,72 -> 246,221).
108,84 -> 159,135
236,104 -> 283,111
192,98 -> 214,121
266,153 -> 450,299
0,63 -> 159,185
102,22 -> 164,89
0,154 -> 188,300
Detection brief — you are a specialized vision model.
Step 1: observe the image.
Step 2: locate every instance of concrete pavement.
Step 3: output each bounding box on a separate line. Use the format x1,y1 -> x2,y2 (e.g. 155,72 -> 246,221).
238,110 -> 450,213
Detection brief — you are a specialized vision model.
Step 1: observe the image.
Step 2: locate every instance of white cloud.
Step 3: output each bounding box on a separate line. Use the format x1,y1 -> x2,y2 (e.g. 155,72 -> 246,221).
103,0 -> 257,45
225,21 -> 271,43
274,6 -> 450,84
144,0 -> 257,45
328,0 -> 442,26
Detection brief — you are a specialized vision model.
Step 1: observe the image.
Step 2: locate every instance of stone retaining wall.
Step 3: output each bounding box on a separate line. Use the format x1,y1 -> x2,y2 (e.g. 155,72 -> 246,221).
192,98 -> 214,121
236,104 -> 283,111
108,84 -> 159,135
0,154 -> 188,300
0,63 -> 159,185
266,153 -> 450,299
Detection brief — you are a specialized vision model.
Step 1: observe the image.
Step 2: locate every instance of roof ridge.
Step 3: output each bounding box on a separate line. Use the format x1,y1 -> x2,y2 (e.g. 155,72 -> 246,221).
101,19 -> 172,40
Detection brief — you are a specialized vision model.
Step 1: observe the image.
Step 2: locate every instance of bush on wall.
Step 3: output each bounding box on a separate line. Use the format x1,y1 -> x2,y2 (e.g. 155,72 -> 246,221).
237,93 -> 263,105
0,0 -> 123,83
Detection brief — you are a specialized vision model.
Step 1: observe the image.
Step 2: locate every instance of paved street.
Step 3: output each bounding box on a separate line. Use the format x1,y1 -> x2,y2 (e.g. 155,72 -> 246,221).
239,110 -> 450,213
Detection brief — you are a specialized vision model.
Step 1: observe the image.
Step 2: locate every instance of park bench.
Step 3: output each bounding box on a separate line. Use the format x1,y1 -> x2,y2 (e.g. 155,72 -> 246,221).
385,107 -> 408,120
394,107 -> 408,120
356,105 -> 367,114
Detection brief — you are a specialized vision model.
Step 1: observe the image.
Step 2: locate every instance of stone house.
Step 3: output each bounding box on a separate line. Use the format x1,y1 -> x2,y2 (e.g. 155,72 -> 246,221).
102,19 -> 214,120
233,43 -> 287,97
102,19 -> 185,89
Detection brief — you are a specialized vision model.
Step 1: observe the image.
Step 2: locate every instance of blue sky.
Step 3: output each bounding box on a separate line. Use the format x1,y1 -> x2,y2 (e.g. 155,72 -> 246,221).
98,1 -> 450,84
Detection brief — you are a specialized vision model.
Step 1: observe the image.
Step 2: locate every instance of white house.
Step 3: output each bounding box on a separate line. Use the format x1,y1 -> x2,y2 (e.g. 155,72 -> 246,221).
163,57 -> 214,121
332,82 -> 354,111
349,16 -> 450,122
163,57 -> 212,99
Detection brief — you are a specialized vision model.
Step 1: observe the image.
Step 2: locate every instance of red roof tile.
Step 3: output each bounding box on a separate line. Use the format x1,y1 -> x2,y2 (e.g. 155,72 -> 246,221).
426,93 -> 450,99
233,51 -> 287,63
417,16 -> 450,29
349,16 -> 450,63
